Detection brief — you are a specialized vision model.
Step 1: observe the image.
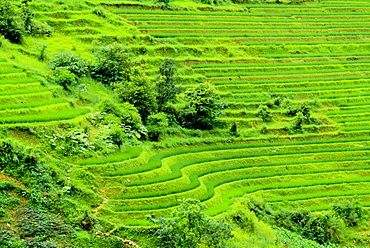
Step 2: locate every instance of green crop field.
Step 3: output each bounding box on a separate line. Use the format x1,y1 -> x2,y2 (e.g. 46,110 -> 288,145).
1,0 -> 370,247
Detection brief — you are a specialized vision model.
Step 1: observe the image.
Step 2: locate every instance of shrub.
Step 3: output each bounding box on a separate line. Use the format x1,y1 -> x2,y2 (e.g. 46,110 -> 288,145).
156,58 -> 182,112
147,112 -> 169,141
0,0 -> 51,43
53,69 -> 77,89
180,83 -> 225,130
256,105 -> 272,122
45,129 -> 95,157
229,122 -> 239,137
332,202 -> 369,227
91,100 -> 147,143
198,0 -> 231,5
114,74 -> 157,122
91,43 -> 131,85
156,0 -> 171,7
97,100 -> 143,129
290,111 -> 306,133
49,52 -> 89,77
245,197 -> 272,221
273,210 -> 347,244
0,1 -> 23,43
150,199 -> 233,248
15,207 -> 74,247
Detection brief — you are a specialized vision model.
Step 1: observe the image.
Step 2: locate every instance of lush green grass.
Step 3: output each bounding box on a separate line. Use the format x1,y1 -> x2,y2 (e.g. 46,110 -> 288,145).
77,147 -> 143,165
0,107 -> 91,124
4,2 -> 370,243
90,3 -> 370,223
0,98 -> 69,111
101,137 -> 370,177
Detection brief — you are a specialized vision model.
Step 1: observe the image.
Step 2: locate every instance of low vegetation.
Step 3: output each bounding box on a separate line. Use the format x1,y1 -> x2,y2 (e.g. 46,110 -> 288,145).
0,0 -> 370,247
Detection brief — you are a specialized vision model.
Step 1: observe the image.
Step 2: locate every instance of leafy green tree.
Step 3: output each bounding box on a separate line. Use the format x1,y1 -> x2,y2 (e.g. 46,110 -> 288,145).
49,52 -> 89,77
180,83 -> 225,130
0,0 -> 50,43
20,1 -> 33,34
146,112 -> 169,141
256,104 -> 272,122
156,58 -> 182,112
150,199 -> 233,248
114,73 -> 157,122
332,202 -> 369,227
0,0 -> 23,43
92,43 -> 131,85
52,69 -> 77,90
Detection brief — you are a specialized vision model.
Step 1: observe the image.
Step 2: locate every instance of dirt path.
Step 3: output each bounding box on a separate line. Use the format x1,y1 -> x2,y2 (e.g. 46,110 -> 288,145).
93,198 -> 141,248
93,197 -> 108,216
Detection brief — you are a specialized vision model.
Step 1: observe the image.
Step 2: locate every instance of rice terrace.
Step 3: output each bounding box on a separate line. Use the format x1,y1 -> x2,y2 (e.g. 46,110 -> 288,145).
1,0 -> 370,247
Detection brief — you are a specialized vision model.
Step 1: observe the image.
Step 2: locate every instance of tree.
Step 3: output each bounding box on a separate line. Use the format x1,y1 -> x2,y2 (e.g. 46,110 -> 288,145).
146,112 -> 169,141
332,202 -> 369,227
256,104 -> 272,122
92,43 -> 132,85
290,111 -> 306,133
156,58 -> 182,112
48,52 -> 89,77
114,73 -> 157,122
0,0 -> 23,43
20,1 -> 33,34
180,83 -> 225,130
150,199 -> 233,248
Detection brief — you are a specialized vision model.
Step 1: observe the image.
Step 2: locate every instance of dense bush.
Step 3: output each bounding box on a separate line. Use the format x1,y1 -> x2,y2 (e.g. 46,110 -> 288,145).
93,100 -> 148,141
156,58 -> 182,113
150,199 -> 233,248
96,100 -> 143,130
180,83 -> 225,130
114,74 -> 157,122
0,0 -> 51,43
273,210 -> 347,244
146,112 -> 169,141
15,207 -> 74,247
0,1 -> 23,43
332,202 -> 369,227
256,104 -> 272,122
91,43 -> 131,85
0,140 -> 54,192
49,52 -> 89,77
231,0 -> 315,3
197,0 -> 231,5
52,69 -> 77,89
283,101 -> 321,133
45,129 -> 95,157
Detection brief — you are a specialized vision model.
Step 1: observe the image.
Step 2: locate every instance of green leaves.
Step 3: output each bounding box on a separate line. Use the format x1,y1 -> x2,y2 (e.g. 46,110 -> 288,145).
180,83 -> 225,130
92,43 -> 131,85
49,52 -> 89,78
150,199 -> 233,248
156,58 -> 182,112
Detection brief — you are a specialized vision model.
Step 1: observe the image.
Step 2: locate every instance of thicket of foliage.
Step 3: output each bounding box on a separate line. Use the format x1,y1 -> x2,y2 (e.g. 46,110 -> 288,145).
150,199 -> 233,248
245,198 -> 369,246
0,0 -> 51,43
48,44 -> 225,132
2,0 -> 369,247
180,83 -> 225,130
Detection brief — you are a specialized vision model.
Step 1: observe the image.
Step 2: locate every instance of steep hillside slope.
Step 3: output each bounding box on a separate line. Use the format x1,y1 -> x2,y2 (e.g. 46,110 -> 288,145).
1,0 -> 370,247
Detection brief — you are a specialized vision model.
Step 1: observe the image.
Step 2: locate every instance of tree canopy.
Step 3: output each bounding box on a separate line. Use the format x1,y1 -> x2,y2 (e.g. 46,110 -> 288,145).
150,199 -> 233,248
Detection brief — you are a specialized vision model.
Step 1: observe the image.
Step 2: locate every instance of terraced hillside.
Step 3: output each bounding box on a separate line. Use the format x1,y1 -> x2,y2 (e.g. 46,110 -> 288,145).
2,0 -> 370,246
0,57 -> 90,126
80,0 -> 370,228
